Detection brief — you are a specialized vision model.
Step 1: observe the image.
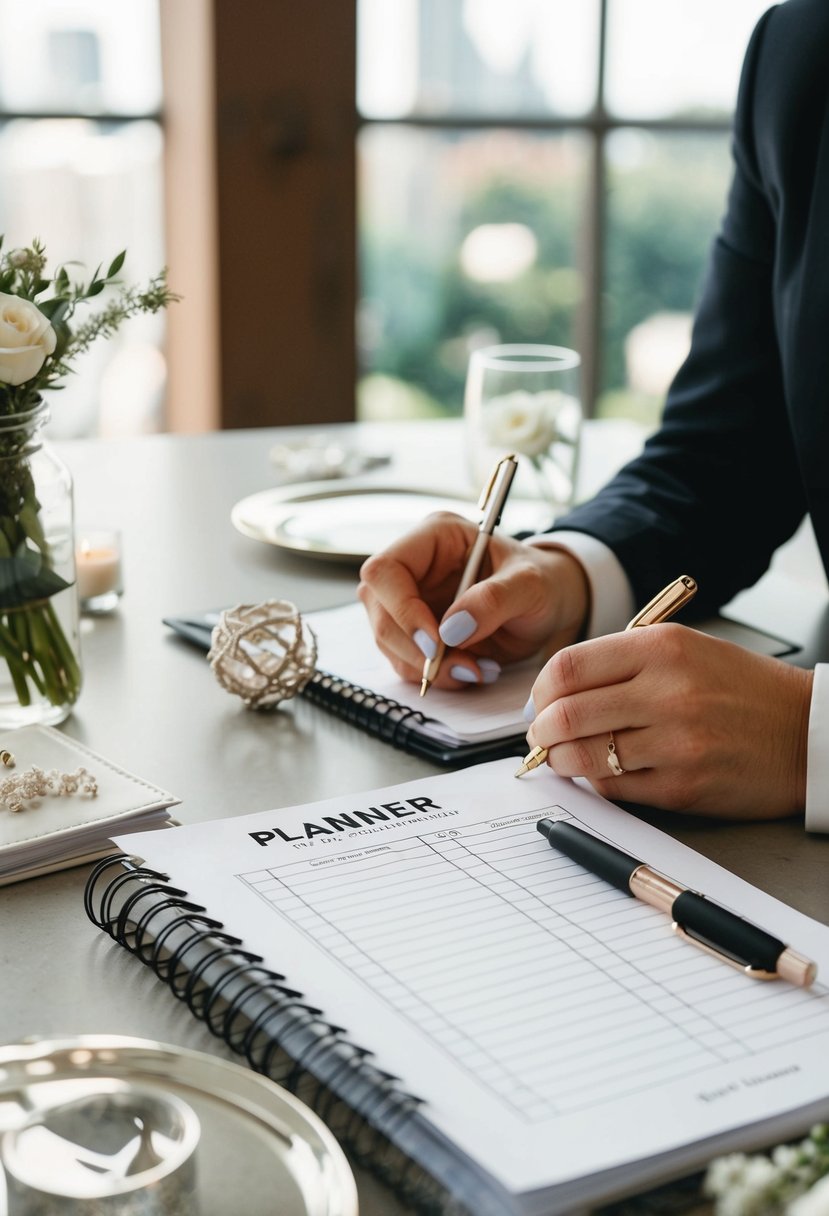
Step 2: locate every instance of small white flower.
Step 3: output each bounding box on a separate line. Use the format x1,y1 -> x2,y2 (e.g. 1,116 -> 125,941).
773,1145 -> 801,1172
706,1153 -> 752,1196
790,1172 -> 829,1216
717,1183 -> 768,1216
707,1153 -> 783,1216
740,1157 -> 780,1190
8,248 -> 28,267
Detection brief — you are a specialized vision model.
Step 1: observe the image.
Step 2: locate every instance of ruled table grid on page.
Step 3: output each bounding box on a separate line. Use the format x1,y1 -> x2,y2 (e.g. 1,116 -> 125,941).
239,811 -> 829,1120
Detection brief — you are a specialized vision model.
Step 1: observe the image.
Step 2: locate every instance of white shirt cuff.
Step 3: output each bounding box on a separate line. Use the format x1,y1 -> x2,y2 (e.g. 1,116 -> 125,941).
806,664 -> 829,832
523,529 -> 635,639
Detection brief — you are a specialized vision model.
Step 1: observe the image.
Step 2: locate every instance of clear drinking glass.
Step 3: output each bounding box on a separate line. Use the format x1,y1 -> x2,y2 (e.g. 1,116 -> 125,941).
463,344 -> 582,525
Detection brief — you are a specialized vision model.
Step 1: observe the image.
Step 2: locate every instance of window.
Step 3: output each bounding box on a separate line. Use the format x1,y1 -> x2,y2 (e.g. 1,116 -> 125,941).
356,0 -> 771,424
0,0 -> 165,438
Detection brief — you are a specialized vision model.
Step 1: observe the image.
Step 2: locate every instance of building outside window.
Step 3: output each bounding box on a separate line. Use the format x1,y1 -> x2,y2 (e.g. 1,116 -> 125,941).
356,0 -> 772,426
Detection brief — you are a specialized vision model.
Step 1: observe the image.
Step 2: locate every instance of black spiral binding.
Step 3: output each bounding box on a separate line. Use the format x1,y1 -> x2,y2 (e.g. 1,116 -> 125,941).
302,668 -> 525,768
84,855 -> 472,1216
303,668 -> 431,753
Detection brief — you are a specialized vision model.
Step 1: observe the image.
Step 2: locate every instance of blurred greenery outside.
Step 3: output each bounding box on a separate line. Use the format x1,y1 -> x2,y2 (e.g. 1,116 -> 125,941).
357,127 -> 731,428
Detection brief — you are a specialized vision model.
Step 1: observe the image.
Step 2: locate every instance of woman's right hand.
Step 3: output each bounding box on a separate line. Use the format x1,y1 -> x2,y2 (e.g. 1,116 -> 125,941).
357,512 -> 590,688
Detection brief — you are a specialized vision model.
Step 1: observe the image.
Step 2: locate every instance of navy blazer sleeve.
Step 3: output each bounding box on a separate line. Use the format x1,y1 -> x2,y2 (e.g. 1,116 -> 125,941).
553,4 -> 812,618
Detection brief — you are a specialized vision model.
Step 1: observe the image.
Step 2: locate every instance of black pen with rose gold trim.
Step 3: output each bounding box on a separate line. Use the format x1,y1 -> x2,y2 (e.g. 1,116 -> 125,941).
536,818 -> 817,988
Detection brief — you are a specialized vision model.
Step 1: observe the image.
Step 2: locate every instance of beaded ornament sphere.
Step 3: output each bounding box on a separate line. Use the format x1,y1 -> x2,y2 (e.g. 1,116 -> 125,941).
207,600 -> 318,709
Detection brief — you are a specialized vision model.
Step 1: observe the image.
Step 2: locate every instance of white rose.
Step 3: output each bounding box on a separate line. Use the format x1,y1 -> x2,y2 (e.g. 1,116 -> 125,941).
481,389 -> 563,458
0,292 -> 57,386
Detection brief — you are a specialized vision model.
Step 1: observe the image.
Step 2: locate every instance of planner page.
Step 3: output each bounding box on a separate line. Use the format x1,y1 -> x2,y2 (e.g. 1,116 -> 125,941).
117,761 -> 829,1205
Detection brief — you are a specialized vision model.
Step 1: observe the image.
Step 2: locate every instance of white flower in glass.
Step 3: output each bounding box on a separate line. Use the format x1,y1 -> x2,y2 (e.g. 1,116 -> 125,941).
481,389 -> 579,507
482,389 -> 561,457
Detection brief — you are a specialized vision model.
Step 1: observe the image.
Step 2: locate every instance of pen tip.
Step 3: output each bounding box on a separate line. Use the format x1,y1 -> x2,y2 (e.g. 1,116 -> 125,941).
419,679 -> 430,698
514,745 -> 548,777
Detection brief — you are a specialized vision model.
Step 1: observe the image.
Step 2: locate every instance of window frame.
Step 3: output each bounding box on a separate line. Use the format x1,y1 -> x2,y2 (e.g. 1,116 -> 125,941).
355,0 -> 734,418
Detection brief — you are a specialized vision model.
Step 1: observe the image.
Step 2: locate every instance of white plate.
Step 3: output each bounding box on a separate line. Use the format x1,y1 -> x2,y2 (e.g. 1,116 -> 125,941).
231,482 -> 483,562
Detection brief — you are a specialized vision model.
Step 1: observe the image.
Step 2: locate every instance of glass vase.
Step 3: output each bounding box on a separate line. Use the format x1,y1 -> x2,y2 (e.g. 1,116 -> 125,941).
0,399 -> 82,727
464,344 -> 582,528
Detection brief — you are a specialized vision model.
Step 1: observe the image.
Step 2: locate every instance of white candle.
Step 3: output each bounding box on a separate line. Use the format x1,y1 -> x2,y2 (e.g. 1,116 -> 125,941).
76,537 -> 123,602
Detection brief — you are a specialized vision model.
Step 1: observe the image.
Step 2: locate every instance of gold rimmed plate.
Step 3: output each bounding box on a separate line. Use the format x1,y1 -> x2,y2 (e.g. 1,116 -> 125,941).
230,481 -> 483,562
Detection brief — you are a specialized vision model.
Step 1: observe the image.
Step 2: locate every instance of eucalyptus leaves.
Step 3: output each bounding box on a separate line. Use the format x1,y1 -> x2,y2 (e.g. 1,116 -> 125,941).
0,238 -> 176,720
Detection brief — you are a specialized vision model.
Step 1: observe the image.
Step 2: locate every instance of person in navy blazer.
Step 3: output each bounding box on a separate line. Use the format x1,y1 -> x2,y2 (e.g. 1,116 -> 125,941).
359,0 -> 829,829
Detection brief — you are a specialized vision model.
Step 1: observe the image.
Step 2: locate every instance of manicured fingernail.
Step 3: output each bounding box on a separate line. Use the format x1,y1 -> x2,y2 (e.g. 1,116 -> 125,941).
478,658 -> 501,684
450,665 -> 480,684
523,696 -> 536,723
440,610 -> 477,646
413,628 -> 437,660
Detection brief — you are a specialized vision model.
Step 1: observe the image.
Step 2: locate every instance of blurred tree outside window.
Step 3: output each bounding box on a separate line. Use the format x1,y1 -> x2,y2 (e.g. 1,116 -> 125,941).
356,0 -> 771,427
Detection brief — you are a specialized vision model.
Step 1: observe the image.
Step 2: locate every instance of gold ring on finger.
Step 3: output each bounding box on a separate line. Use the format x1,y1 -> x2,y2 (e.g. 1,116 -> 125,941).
607,731 -> 625,777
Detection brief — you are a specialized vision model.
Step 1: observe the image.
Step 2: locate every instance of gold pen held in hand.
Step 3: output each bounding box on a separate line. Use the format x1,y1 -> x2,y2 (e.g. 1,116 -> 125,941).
420,453 -> 519,696
515,574 -> 698,776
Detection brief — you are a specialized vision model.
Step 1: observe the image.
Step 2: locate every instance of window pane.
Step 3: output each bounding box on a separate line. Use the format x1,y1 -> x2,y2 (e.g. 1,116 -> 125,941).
358,127 -> 588,419
358,0 -> 599,119
605,0 -> 771,119
0,0 -> 161,114
599,129 -> 731,424
0,118 -> 166,437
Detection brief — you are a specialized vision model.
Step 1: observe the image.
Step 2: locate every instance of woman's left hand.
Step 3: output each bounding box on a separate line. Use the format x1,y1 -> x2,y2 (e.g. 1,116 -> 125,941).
524,624 -> 813,819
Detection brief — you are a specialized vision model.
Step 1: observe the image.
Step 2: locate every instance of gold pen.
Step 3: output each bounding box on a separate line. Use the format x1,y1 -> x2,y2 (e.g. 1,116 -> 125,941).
420,453 -> 519,696
515,574 -> 698,776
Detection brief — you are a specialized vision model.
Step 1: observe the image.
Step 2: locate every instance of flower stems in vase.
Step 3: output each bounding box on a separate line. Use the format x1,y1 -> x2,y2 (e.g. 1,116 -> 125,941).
0,418 -> 81,711
0,235 -> 177,725
0,601 -> 82,708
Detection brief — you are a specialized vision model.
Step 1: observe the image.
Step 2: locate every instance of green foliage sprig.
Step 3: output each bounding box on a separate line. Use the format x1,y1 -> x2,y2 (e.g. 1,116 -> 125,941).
0,236 -> 178,416
0,237 -> 178,712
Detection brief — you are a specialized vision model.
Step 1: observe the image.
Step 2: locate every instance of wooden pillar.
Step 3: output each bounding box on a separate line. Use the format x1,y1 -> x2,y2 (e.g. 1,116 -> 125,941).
212,0 -> 357,428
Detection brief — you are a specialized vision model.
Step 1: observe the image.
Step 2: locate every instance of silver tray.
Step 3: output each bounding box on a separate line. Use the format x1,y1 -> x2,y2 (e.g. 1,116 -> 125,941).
0,1036 -> 358,1216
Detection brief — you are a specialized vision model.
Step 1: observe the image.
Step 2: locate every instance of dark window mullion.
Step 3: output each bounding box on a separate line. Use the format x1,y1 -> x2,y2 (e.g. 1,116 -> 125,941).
354,114 -> 730,135
580,0 -> 608,419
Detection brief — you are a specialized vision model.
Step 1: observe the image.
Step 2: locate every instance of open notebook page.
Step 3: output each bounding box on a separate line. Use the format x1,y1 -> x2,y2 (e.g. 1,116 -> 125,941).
304,603 -> 797,747
307,602 -> 536,744
117,760 -> 829,1215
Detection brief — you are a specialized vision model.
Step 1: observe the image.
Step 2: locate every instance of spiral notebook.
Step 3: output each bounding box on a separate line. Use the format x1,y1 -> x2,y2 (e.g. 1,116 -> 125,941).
163,602 -> 534,766
164,601 -> 796,769
86,759 -> 829,1216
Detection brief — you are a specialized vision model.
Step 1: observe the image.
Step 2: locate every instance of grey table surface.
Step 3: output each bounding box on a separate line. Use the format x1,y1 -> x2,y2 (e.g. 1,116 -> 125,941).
2,417 -> 829,1215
